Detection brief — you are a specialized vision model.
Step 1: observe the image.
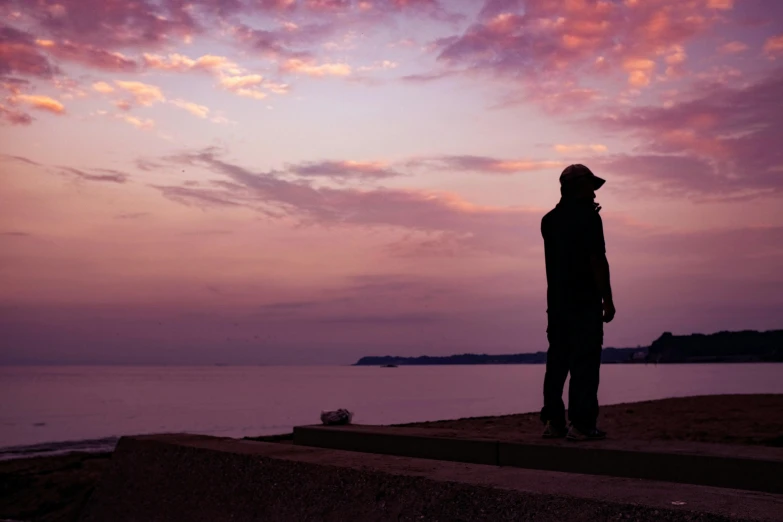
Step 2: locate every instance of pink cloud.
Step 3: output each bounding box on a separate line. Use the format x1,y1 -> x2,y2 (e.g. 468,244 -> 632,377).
220,74 -> 264,90
217,74 -> 265,97
3,0 -> 456,92
719,41 -> 749,54
280,58 -> 352,77
60,166 -> 129,183
115,112 -> 155,130
494,80 -> 601,113
150,147 -> 543,254
17,0 -> 197,49
595,69 -> 783,199
142,53 -> 241,75
357,60 -> 398,72
229,22 -> 329,61
0,77 -> 30,95
553,144 -> 607,154
50,76 -> 86,99
764,34 -> 783,58
288,160 -> 403,180
299,0 -> 452,16
35,38 -> 138,71
13,93 -> 66,114
140,53 -> 282,99
12,0 -> 454,58
432,0 -> 740,110
169,98 -> 210,119
164,150 -> 405,182
477,0 -> 522,20
113,80 -> 164,106
400,70 -> 458,83
593,154 -> 723,199
226,1 -> 456,61
92,81 -> 114,93
408,155 -> 563,174
303,0 -> 352,10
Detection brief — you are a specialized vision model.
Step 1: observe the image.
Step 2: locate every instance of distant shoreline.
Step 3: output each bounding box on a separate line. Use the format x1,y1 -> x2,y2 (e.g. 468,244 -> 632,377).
355,329 -> 783,366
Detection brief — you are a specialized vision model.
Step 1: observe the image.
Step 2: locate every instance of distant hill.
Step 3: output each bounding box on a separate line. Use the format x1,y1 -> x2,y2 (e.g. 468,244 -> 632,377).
354,329 -> 783,366
647,330 -> 783,363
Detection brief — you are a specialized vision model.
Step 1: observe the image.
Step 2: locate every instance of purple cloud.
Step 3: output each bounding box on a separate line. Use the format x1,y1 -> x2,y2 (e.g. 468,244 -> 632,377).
0,104 -> 33,125
60,166 -> 129,183
40,39 -> 139,71
150,147 -> 543,254
595,69 -> 783,200
0,24 -> 58,77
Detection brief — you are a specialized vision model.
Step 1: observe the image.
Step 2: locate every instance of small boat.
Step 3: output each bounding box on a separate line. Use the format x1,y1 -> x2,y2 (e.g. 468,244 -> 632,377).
380,364 -> 398,368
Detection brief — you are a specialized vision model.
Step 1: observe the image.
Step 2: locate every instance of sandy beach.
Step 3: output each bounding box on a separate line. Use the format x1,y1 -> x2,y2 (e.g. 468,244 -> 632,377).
2,394 -> 781,522
398,394 -> 783,446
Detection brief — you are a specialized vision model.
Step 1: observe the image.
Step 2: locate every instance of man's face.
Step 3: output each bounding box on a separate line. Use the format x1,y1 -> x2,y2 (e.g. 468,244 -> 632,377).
568,177 -> 596,199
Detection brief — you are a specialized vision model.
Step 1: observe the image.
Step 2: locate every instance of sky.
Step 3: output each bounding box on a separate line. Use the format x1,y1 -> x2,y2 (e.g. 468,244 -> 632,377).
1,0 -> 782,365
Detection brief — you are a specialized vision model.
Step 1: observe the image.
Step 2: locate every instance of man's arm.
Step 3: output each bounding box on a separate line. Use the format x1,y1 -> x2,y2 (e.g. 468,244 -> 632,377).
590,252 -> 615,322
588,213 -> 615,323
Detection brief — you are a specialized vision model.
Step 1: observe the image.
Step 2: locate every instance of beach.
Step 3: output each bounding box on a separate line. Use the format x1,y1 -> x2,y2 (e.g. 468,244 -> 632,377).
2,394 -> 782,522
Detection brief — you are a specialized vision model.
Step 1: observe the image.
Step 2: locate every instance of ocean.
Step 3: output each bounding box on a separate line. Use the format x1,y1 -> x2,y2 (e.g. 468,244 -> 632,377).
1,364 -> 782,460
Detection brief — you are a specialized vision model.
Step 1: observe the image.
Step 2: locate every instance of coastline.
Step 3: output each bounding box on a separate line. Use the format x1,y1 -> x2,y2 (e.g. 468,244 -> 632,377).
0,437 -> 119,463
2,394 -> 781,522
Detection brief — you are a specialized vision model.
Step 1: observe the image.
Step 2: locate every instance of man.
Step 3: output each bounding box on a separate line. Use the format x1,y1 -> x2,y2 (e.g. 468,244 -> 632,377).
540,164 -> 615,441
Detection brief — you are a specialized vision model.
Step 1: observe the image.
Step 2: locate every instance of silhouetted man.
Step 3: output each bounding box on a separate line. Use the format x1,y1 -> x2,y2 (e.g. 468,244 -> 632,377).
540,164 -> 615,441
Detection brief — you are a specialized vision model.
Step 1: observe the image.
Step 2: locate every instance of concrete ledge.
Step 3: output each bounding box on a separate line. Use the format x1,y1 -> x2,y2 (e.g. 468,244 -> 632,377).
293,425 -> 783,494
497,443 -> 783,494
79,434 -> 783,522
293,424 -> 497,465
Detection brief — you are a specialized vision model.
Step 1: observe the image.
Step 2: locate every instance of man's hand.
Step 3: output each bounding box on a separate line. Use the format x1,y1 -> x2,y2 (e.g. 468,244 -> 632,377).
603,299 -> 616,323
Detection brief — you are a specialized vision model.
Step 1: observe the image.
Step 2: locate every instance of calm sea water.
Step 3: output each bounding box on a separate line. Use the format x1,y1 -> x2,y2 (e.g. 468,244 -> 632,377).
1,364 -> 782,459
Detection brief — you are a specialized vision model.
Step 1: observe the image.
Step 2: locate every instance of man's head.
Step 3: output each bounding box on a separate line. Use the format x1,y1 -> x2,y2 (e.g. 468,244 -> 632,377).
559,164 -> 605,200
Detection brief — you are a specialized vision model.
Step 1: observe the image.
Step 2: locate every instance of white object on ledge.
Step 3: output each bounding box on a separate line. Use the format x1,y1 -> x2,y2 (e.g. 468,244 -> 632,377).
320,409 -> 353,426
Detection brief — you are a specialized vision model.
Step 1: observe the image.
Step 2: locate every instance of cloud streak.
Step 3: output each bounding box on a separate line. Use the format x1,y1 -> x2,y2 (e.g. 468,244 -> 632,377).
169,99 -> 210,118
60,167 -> 129,183
142,53 -> 242,75
35,39 -> 138,72
280,58 -> 352,77
288,160 -> 403,180
408,155 -> 563,174
149,147 -> 543,254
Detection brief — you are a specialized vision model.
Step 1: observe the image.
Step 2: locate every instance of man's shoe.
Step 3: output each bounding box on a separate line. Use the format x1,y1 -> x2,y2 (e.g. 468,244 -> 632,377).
542,421 -> 568,439
566,425 -> 607,441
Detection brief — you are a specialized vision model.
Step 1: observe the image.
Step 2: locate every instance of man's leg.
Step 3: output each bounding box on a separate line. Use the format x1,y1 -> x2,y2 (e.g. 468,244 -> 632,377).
567,319 -> 603,432
540,323 -> 570,429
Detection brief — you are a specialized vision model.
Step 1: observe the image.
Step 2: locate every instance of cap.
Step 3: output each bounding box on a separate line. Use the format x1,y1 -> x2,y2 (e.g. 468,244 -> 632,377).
559,164 -> 605,190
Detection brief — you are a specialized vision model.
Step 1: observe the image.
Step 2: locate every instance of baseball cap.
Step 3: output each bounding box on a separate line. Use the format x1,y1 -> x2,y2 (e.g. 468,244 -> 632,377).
559,164 -> 605,190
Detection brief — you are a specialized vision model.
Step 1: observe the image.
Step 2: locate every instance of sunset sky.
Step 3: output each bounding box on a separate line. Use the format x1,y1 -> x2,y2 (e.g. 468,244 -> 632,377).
1,0 -> 782,365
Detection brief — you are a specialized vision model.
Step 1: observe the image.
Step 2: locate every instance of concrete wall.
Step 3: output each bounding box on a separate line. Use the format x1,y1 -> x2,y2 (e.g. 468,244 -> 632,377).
79,434 -> 781,522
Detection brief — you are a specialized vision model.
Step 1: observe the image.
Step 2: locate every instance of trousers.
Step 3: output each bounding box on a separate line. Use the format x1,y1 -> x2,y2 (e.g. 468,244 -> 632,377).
540,311 -> 603,431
